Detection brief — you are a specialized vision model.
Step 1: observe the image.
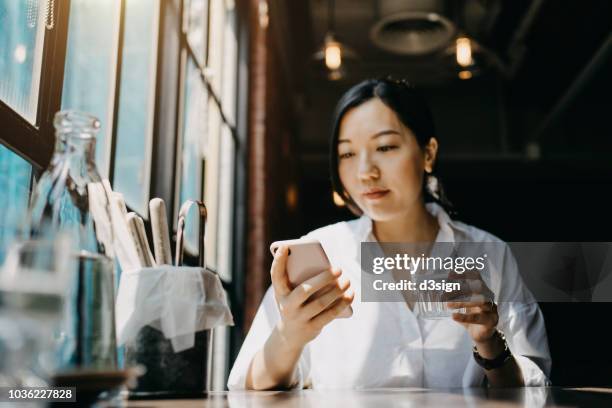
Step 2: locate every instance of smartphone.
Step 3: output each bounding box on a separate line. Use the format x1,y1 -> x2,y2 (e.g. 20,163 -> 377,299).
270,239 -> 352,318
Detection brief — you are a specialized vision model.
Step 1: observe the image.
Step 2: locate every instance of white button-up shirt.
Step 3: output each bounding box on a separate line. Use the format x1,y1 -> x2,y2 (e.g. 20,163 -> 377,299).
228,203 -> 551,389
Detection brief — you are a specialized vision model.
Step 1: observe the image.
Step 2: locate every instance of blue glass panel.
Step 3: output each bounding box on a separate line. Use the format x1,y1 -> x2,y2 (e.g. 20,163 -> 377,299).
113,0 -> 159,215
0,0 -> 44,123
61,1 -> 120,176
0,144 -> 32,264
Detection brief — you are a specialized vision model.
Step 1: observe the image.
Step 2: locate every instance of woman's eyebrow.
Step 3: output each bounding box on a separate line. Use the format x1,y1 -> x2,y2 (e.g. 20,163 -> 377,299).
338,129 -> 400,144
371,129 -> 401,139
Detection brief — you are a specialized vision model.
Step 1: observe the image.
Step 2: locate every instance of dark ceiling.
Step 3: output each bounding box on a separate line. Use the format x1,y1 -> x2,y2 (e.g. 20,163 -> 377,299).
282,0 -> 611,163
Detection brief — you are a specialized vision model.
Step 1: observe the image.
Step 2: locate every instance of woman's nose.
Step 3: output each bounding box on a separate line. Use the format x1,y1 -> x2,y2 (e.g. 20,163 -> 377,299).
357,153 -> 379,180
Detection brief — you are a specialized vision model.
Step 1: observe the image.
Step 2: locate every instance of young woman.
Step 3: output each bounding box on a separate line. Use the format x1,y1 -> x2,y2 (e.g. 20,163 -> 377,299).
228,78 -> 551,390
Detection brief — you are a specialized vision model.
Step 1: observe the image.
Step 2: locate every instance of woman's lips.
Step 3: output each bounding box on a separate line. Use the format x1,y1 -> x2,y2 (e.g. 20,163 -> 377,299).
362,189 -> 390,200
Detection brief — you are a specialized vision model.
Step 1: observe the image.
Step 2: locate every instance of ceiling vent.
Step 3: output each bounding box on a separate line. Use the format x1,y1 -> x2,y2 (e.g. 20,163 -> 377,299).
370,0 -> 456,55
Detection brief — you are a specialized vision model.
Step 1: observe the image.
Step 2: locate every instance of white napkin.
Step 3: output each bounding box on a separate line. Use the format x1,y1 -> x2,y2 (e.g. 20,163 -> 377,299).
115,266 -> 234,352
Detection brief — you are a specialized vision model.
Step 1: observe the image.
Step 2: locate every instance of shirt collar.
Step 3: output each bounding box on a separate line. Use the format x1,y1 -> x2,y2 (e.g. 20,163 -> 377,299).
356,202 -> 457,243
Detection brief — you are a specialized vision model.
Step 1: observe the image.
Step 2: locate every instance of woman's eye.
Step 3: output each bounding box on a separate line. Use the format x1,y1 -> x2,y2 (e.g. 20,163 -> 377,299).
377,145 -> 397,152
339,152 -> 354,159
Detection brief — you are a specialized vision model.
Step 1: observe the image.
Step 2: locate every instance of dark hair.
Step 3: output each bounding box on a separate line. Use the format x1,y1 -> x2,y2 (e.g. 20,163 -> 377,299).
329,77 -> 454,216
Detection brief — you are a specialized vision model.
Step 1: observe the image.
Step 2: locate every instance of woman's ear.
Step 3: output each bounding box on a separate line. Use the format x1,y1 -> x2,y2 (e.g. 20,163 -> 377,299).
423,137 -> 438,173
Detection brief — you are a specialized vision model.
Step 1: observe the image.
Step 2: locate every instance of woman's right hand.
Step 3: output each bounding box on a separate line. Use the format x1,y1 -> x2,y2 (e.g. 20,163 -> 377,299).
245,245 -> 354,390
270,245 -> 355,350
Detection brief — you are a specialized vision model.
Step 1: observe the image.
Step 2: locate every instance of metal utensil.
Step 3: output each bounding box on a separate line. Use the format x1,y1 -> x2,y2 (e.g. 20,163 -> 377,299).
175,200 -> 207,267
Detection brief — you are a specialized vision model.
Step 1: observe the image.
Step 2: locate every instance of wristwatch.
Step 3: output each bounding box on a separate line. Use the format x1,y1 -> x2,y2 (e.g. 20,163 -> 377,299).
472,330 -> 512,370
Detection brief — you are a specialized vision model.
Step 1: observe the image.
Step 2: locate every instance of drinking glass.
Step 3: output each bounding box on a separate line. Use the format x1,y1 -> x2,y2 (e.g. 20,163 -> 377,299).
0,237 -> 72,386
414,272 -> 467,319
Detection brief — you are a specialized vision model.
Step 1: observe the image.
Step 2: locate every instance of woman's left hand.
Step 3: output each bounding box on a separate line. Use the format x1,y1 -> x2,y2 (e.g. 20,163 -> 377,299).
444,270 -> 499,344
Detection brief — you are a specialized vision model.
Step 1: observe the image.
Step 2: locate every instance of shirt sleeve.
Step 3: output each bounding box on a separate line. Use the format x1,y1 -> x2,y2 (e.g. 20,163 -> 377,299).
227,285 -> 311,390
495,244 -> 552,386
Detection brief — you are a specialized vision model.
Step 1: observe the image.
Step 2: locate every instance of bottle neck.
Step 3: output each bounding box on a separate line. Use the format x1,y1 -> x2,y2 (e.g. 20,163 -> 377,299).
52,110 -> 100,169
54,132 -> 97,169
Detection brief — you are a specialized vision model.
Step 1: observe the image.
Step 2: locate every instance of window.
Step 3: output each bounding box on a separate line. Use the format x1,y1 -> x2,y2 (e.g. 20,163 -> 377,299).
0,0 -> 67,258
0,144 -> 32,264
61,0 -> 121,177
174,0 -> 238,273
0,0 -> 45,124
185,0 -> 209,65
206,0 -> 239,391
61,0 -> 161,217
216,0 -> 238,284
0,0 -> 69,168
0,0 -> 68,258
113,0 -> 160,215
175,0 -> 210,256
176,0 -> 240,389
177,57 -> 208,253
0,0 -> 243,391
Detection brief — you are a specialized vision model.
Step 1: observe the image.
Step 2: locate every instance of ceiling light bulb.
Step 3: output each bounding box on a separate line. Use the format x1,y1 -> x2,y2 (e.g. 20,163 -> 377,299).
328,68 -> 343,81
456,37 -> 473,67
325,41 -> 342,70
458,70 -> 473,80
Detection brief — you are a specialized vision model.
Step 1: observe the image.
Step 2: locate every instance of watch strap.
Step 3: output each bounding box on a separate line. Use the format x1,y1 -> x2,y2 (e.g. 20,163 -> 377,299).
472,330 -> 512,370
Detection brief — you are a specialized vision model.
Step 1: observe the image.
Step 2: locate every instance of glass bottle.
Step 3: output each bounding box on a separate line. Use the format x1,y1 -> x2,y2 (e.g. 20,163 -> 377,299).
29,111 -> 109,252
26,110 -> 117,371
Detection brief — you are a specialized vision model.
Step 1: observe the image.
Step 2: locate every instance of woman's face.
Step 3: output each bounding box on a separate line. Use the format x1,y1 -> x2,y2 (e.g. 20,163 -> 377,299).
337,97 -> 437,221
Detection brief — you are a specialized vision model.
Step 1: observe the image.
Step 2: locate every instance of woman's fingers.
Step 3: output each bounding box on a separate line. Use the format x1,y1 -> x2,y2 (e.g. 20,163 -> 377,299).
310,291 -> 355,328
452,310 -> 498,326
442,271 -> 494,302
446,298 -> 495,312
440,281 -> 470,301
457,269 -> 482,280
301,276 -> 351,318
445,272 -> 499,337
286,268 -> 342,307
270,246 -> 292,297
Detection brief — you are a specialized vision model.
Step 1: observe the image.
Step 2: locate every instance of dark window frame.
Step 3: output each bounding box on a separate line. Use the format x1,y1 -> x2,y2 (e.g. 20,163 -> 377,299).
0,0 -> 71,173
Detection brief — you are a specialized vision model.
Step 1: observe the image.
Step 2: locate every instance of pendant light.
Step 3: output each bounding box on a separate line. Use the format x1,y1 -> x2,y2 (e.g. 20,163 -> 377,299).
442,2 -> 493,81
442,34 -> 489,80
455,36 -> 475,79
313,0 -> 357,80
